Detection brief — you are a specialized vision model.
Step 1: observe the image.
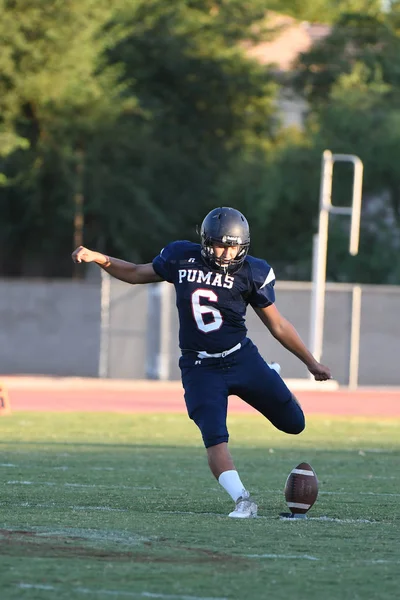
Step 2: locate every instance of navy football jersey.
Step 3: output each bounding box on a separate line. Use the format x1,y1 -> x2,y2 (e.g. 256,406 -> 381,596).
152,240 -> 275,353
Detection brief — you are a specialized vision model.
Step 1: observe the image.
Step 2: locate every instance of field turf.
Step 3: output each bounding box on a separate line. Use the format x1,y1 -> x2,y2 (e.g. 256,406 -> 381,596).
1,411 -> 399,600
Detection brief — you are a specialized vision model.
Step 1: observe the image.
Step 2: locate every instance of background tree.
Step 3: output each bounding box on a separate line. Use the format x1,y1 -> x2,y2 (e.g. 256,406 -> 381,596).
290,8 -> 400,282
0,0 -> 133,276
0,0 -> 280,275
86,0 -> 279,264
267,0 -> 383,23
2,0 -> 400,283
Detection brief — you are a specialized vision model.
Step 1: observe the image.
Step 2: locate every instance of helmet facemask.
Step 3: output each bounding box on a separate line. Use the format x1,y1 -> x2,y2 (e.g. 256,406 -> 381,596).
200,208 -> 250,273
202,240 -> 250,273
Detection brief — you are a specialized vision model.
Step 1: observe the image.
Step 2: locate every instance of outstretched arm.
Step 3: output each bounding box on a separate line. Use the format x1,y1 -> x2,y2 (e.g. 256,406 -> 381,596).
253,304 -> 332,381
71,246 -> 163,285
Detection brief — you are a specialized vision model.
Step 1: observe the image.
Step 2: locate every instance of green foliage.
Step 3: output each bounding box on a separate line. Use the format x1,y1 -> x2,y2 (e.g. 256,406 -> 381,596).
266,0 -> 383,23
86,1 -> 279,261
215,135 -> 323,279
0,0 -> 134,275
0,0 -> 280,274
292,10 -> 400,282
293,12 -> 400,105
1,0 -> 400,283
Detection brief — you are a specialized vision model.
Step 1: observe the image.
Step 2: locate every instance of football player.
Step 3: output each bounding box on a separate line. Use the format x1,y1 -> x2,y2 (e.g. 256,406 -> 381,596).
72,207 -> 331,518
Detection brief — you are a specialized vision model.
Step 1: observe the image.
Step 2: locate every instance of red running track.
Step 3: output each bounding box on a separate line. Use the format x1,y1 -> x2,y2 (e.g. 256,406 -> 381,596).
4,387 -> 400,418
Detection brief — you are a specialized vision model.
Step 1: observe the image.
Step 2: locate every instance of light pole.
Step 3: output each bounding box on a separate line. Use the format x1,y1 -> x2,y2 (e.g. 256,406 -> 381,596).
309,150 -> 364,380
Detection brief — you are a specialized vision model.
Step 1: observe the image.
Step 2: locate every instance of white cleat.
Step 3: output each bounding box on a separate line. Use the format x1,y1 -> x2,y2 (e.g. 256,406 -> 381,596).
228,491 -> 258,519
268,362 -> 281,375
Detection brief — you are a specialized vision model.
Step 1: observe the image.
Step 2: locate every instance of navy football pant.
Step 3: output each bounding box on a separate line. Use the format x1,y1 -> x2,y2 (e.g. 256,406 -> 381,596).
179,338 -> 305,448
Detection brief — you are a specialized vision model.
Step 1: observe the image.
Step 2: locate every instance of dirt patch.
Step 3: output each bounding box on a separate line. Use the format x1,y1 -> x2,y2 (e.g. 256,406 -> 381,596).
0,529 -> 247,565
0,529 -> 85,541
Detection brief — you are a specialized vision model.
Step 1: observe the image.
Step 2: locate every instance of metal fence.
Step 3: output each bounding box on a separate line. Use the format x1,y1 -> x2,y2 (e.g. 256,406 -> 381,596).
100,274 -> 400,387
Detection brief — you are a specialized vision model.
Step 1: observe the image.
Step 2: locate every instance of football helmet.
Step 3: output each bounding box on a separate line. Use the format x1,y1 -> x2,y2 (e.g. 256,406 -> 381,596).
200,207 -> 250,273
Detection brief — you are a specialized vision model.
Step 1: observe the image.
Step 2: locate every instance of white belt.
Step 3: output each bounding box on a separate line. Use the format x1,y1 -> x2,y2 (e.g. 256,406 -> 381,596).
197,342 -> 241,359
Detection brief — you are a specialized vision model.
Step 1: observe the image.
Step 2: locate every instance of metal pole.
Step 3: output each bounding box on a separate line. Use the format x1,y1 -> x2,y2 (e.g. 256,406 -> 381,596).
145,284 -> 161,379
309,150 -> 363,370
309,151 -> 333,363
349,285 -> 362,390
98,270 -> 111,378
309,235 -> 321,366
158,281 -> 172,380
348,157 -> 364,255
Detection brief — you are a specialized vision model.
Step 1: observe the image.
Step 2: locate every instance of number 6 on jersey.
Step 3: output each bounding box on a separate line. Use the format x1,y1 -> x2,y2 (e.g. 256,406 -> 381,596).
191,289 -> 223,333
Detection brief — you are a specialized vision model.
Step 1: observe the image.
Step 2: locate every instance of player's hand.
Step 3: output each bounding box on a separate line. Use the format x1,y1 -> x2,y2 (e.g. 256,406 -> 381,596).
308,362 -> 332,381
71,246 -> 97,264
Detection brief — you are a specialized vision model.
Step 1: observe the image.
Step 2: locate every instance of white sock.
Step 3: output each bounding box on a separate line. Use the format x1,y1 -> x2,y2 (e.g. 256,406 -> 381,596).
218,470 -> 247,502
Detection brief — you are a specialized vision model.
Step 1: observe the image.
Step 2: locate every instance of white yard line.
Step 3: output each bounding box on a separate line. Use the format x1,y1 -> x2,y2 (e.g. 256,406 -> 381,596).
7,480 -> 400,497
67,506 -> 127,512
307,516 -> 377,524
246,553 -> 319,560
17,584 -> 228,600
0,504 -> 382,524
3,526 -> 154,544
365,559 -> 400,564
162,511 -> 227,517
360,491 -> 400,497
2,463 -> 398,482
321,475 -> 398,481
320,491 -> 400,498
6,480 -> 154,490
0,502 -> 126,512
162,511 -> 379,524
0,494 -> 385,524
0,463 -> 148,472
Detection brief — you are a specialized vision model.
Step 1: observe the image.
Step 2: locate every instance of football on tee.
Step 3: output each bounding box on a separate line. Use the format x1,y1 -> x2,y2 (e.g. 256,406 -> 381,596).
284,462 -> 319,515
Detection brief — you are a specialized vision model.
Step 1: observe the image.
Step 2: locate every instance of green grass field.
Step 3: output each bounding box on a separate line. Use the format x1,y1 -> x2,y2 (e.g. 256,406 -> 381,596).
1,411 -> 400,600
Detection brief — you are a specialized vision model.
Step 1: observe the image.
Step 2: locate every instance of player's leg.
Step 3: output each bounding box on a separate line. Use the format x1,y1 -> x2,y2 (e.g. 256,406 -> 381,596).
230,342 -> 305,434
179,357 -> 257,518
180,360 -> 230,449
206,442 -> 234,478
205,442 -> 257,518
